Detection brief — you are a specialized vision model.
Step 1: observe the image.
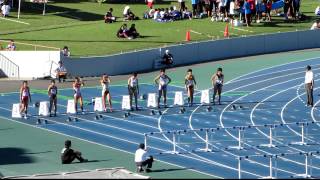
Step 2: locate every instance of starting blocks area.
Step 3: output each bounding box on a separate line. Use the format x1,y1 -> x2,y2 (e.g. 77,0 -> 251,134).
2,57 -> 320,178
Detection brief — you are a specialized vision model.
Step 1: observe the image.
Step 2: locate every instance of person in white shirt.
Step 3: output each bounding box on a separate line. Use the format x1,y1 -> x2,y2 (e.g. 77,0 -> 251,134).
305,65 -> 314,107
1,2 -> 10,17
55,61 -> 67,83
310,20 -> 320,30
134,143 -> 154,173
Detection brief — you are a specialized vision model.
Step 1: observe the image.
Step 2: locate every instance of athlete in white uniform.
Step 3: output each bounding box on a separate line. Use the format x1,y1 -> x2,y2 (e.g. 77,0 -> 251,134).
19,81 -> 31,119
185,69 -> 197,106
154,69 -> 171,108
128,73 -> 140,111
101,75 -> 112,112
73,77 -> 84,113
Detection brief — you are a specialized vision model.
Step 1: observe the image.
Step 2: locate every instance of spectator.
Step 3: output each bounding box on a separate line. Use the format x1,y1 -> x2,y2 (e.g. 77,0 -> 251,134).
6,39 -> 16,51
315,6 -> 320,16
134,143 -> 154,173
61,140 -> 88,164
310,19 -> 320,30
55,61 -> 67,83
182,7 -> 193,19
255,0 -> 263,23
293,0 -> 301,17
153,8 -> 160,20
244,0 -> 251,26
123,6 -> 138,21
117,23 -> 130,39
104,8 -> 116,23
62,46 -> 70,57
169,6 -> 182,20
161,49 -> 173,66
219,0 -> 227,21
146,0 -> 154,9
265,0 -> 272,22
248,0 -> 255,22
178,0 -> 186,13
128,24 -> 140,39
1,0 -> 10,17
191,0 -> 199,18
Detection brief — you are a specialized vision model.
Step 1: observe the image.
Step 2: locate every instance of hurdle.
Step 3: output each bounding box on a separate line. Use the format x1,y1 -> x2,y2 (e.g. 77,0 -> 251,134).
226,126 -> 246,150
258,124 -> 278,148
144,130 -> 181,154
290,122 -> 315,146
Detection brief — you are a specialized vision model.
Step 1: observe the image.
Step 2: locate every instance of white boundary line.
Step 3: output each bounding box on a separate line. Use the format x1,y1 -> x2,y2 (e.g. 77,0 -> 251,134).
0,17 -> 30,25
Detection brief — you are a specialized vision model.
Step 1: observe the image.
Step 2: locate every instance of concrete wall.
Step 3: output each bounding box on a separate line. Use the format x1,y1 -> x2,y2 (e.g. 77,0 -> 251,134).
0,51 -> 61,79
62,30 -> 320,77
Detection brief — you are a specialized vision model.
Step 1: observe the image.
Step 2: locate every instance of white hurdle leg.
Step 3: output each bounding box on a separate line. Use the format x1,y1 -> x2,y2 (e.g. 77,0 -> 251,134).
291,123 -> 307,146
238,157 -> 242,179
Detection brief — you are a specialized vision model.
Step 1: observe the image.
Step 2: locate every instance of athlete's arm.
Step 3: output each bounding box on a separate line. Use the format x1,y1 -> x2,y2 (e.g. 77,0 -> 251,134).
154,75 -> 160,84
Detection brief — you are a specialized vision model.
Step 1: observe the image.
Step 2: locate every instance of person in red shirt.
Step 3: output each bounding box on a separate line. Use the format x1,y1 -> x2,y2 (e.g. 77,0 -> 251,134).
248,0 -> 256,22
265,0 -> 272,22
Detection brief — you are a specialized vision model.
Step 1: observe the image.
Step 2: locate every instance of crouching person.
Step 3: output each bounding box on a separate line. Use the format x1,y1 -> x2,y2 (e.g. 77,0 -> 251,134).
61,140 -> 88,164
135,143 -> 154,173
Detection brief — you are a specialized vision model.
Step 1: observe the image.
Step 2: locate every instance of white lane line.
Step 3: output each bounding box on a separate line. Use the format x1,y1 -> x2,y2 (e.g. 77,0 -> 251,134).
219,76 -> 313,168
0,106 -> 222,179
227,56 -> 320,84
250,82 -> 320,170
155,89 -> 263,178
231,62 -> 320,84
189,105 -> 297,176
157,106 -> 263,178
232,27 -> 254,33
0,115 -> 214,179
281,85 -> 320,140
0,17 -> 30,25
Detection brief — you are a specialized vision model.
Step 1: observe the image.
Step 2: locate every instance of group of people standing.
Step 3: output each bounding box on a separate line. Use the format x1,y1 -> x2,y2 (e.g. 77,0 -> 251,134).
18,67 -> 225,118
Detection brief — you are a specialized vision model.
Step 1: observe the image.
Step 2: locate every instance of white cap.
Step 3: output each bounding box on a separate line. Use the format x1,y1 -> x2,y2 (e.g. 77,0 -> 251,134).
165,49 -> 169,53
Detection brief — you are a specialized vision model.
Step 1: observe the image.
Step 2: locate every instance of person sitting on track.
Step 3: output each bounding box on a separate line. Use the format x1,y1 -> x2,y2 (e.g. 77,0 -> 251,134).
61,140 -> 88,164
185,69 -> 197,107
161,49 -> 174,66
104,8 -> 116,23
101,74 -> 112,112
19,81 -> 32,119
48,80 -> 58,117
128,72 -> 140,111
73,77 -> 85,114
135,143 -> 154,173
211,67 -> 224,105
55,61 -> 67,83
154,69 -> 172,108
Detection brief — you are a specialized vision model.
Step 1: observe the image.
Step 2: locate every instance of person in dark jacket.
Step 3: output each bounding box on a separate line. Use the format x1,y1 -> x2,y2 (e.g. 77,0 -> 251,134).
61,140 -> 88,164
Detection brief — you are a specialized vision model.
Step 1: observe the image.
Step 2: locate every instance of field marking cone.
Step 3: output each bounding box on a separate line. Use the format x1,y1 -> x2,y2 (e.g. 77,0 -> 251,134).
224,23 -> 229,38
186,29 -> 191,41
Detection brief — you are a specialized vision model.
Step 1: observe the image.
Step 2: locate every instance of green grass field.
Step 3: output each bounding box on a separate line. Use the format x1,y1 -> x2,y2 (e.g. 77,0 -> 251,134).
0,0 -> 319,57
